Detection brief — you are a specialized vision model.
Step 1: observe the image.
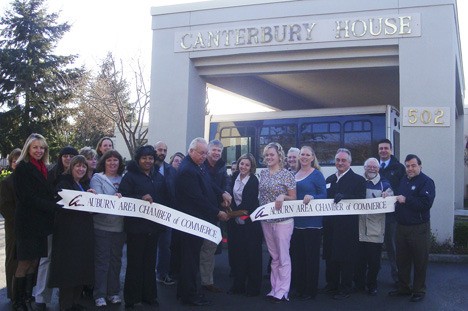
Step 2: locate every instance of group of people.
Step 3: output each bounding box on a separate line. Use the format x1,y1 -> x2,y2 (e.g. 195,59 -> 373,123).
0,134 -> 185,310
0,133 -> 436,310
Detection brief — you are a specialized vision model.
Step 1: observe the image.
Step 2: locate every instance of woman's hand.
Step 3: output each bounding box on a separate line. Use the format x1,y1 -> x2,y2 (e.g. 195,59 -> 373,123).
87,188 -> 97,194
303,194 -> 314,204
115,192 -> 122,198
142,194 -> 153,204
275,194 -> 285,210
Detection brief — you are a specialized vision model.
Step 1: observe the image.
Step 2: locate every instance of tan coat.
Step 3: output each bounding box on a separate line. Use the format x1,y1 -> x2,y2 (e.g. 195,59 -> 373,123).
358,174 -> 393,243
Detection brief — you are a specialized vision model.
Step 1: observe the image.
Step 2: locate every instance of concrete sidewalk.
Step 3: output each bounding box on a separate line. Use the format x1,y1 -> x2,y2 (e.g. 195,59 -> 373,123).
0,218 -> 467,310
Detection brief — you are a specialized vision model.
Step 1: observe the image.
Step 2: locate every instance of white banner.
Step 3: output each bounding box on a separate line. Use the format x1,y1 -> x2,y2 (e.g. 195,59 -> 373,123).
250,196 -> 397,222
58,190 -> 222,244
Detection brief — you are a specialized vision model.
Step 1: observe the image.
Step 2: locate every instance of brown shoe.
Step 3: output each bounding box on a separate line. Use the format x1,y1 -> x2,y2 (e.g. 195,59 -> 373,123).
202,284 -> 223,293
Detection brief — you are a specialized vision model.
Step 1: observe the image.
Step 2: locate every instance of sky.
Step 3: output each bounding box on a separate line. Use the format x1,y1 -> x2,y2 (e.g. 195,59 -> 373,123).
1,0 -> 467,114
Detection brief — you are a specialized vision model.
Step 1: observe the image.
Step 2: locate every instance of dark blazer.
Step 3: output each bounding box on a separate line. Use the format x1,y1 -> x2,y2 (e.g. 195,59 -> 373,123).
175,155 -> 221,224
323,169 -> 366,262
49,174 -> 94,288
13,161 -> 58,239
380,155 -> 405,194
229,172 -> 259,218
162,161 -> 177,207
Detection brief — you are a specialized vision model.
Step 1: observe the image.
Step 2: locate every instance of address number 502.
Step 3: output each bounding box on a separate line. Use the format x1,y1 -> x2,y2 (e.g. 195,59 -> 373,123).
403,107 -> 450,127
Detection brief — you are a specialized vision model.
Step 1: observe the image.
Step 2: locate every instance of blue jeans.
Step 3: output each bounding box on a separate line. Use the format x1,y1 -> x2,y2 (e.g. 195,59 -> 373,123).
156,228 -> 172,278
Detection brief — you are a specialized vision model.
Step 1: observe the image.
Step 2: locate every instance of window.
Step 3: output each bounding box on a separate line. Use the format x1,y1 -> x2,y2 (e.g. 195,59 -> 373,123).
219,126 -> 255,165
258,124 -> 296,166
344,120 -> 372,165
299,122 -> 341,166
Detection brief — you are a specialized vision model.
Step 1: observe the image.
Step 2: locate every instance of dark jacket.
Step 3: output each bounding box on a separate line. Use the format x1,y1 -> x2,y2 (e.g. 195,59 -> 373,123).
49,174 -> 94,288
118,160 -> 168,234
323,169 -> 366,262
395,172 -> 435,226
380,155 -> 405,194
229,172 -> 260,221
203,158 -> 230,194
161,161 -> 177,207
13,161 -> 58,238
0,173 -> 16,223
175,155 -> 221,224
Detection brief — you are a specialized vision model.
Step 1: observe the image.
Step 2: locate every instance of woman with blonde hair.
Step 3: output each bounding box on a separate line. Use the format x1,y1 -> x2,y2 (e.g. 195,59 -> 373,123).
13,134 -> 59,311
259,142 -> 296,303
291,146 -> 326,300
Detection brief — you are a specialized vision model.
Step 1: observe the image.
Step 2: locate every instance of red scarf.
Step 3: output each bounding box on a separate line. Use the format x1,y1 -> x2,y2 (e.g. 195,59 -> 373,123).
30,158 -> 48,179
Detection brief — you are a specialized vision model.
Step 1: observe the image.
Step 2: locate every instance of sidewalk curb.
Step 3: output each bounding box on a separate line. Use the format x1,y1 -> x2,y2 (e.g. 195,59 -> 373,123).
382,252 -> 468,263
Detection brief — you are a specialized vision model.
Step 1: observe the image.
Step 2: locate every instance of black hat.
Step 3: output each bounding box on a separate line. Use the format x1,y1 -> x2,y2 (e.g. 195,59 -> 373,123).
59,146 -> 79,157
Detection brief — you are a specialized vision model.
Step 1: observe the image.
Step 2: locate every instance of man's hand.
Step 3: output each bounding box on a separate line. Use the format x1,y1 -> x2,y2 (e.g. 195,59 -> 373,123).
222,191 -> 232,207
396,195 -> 406,204
334,193 -> 343,204
217,211 -> 229,221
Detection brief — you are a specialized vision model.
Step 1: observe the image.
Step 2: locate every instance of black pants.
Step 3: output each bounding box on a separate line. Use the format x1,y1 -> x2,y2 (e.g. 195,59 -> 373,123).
177,232 -> 204,302
229,220 -> 263,295
124,232 -> 159,305
328,260 -> 355,294
59,286 -> 82,310
396,222 -> 430,294
290,228 -> 321,297
354,241 -> 382,290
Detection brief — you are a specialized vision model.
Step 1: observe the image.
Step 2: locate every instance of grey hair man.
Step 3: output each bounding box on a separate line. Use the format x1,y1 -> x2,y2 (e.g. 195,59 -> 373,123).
355,157 -> 393,296
323,148 -> 366,300
200,139 -> 232,293
175,137 -> 229,306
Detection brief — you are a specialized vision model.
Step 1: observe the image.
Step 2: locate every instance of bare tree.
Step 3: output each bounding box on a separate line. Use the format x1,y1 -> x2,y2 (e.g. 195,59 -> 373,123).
81,53 -> 149,158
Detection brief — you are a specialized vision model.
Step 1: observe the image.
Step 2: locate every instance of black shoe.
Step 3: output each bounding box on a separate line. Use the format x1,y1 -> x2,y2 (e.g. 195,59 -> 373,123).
182,298 -> 211,306
410,293 -> 425,302
142,299 -> 159,306
72,304 -> 87,311
368,288 -> 378,296
245,292 -> 260,297
32,302 -> 46,311
268,296 -> 287,304
332,292 -> 350,300
321,284 -> 338,294
298,294 -> 313,301
388,289 -> 412,297
202,284 -> 223,293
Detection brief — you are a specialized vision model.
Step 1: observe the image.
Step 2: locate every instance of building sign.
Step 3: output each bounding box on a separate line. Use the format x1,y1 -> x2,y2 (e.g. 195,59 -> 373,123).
402,107 -> 450,127
175,13 -> 421,52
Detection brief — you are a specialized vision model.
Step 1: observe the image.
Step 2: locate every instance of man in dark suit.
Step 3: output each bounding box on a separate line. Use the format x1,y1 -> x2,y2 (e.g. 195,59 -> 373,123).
154,141 -> 177,286
377,139 -> 405,285
175,137 -> 230,306
323,148 -> 366,300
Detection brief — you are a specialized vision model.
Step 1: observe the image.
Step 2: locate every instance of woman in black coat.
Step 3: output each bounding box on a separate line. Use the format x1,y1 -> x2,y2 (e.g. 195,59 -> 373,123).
118,145 -> 169,308
227,153 -> 263,297
49,155 -> 95,311
13,134 -> 59,311
0,148 -> 21,301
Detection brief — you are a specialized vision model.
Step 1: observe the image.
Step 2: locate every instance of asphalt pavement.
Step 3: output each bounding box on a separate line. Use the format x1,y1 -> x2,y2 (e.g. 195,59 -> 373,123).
0,218 -> 466,311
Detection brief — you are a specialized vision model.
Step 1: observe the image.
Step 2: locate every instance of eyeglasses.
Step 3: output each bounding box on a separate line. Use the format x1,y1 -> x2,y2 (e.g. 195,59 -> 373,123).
194,149 -> 207,157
